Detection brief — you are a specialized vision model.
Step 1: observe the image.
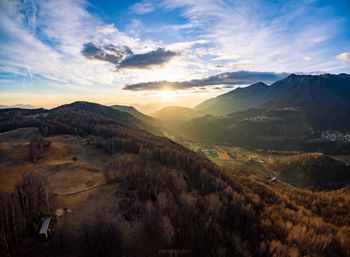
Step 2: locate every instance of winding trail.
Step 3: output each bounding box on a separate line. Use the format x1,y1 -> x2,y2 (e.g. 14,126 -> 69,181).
55,182 -> 108,196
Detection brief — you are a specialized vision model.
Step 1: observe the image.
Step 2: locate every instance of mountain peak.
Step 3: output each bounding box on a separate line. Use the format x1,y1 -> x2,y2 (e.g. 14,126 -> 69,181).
195,73 -> 350,116
225,81 -> 269,95
251,82 -> 268,88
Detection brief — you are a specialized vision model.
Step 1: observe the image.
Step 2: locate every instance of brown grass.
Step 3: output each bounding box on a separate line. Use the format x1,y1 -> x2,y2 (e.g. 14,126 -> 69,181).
217,150 -> 231,160
0,128 -> 123,234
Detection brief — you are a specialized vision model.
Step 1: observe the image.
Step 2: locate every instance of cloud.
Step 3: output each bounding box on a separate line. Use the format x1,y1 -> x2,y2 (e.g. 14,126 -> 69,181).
97,24 -> 118,34
81,43 -> 178,69
336,52 -> 350,61
151,0 -> 348,73
166,40 -> 208,51
81,42 -> 132,64
130,0 -> 158,14
123,70 -> 289,91
1,0 -> 176,88
1,0 -> 349,97
117,48 -> 179,69
303,56 -> 312,61
0,0 -> 143,86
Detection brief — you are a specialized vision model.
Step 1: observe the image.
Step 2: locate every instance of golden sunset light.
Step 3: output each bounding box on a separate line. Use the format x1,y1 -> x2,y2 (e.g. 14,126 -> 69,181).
1,0 -> 350,256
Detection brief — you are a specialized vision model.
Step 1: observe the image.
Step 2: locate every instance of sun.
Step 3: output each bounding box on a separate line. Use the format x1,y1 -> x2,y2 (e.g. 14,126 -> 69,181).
158,90 -> 176,101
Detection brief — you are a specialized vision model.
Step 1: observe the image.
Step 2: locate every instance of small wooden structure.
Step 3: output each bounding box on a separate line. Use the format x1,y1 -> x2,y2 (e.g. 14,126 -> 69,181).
269,177 -> 278,183
39,217 -> 52,239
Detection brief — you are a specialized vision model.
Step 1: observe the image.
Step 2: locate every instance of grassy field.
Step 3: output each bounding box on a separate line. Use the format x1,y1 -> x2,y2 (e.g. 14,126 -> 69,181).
0,128 -> 107,192
0,128 -> 121,234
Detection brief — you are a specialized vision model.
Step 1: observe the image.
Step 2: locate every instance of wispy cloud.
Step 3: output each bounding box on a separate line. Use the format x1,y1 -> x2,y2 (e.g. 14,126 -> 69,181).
131,0 -> 159,14
0,0 -> 179,87
141,0 -> 350,73
123,70 -> 288,91
0,0 -> 118,86
0,0 -> 199,89
0,0 -> 349,106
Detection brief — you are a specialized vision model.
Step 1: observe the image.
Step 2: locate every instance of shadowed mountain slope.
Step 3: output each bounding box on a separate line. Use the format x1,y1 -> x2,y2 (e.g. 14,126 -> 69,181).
270,153 -> 350,189
1,101 -> 350,256
110,104 -> 156,124
194,74 -> 350,121
194,82 -> 271,115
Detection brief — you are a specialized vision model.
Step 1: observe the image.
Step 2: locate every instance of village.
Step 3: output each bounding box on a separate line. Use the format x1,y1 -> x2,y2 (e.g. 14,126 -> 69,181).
321,130 -> 350,143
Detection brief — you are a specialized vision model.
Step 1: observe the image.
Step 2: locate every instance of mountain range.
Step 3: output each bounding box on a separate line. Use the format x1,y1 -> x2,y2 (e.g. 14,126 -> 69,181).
1,73 -> 350,154
195,74 -> 350,125
0,104 -> 36,109
180,73 -> 350,153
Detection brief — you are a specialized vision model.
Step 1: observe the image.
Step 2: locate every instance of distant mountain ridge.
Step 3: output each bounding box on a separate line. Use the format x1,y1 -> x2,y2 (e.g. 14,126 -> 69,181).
132,102 -> 171,115
181,73 -> 350,153
154,106 -> 201,123
110,104 -> 156,123
194,82 -> 271,115
264,74 -> 350,130
52,101 -> 142,128
0,104 -> 36,109
194,73 -> 350,118
265,73 -> 350,107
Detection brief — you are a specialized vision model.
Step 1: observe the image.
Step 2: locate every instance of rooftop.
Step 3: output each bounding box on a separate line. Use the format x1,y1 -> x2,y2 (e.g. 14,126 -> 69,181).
39,217 -> 51,234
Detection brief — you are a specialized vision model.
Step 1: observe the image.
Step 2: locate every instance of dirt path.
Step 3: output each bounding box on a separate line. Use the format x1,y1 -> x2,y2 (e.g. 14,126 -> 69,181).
55,182 -> 108,196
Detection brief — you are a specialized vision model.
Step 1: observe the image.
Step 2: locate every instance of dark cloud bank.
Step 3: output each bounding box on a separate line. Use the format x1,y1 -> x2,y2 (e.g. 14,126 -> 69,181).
123,71 -> 289,91
81,42 -> 178,69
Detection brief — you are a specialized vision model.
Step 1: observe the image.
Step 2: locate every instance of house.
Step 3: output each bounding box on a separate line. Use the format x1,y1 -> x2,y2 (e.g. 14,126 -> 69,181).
39,217 -> 52,239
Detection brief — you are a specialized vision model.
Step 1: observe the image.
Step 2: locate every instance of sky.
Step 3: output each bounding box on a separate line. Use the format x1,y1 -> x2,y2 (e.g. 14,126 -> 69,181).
0,0 -> 349,108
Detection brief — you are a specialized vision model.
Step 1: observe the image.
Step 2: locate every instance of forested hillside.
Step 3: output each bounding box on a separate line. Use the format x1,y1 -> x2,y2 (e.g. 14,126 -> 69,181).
0,102 -> 350,257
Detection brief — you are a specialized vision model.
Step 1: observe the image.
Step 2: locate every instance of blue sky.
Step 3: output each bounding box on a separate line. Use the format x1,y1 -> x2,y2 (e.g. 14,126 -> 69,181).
0,0 -> 349,107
